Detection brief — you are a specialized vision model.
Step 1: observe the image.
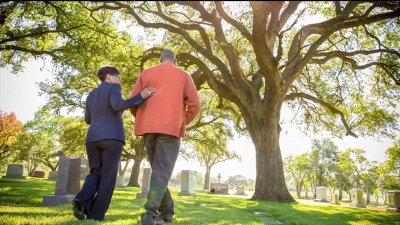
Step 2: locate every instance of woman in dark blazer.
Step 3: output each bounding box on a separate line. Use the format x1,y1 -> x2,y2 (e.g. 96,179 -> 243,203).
73,66 -> 156,221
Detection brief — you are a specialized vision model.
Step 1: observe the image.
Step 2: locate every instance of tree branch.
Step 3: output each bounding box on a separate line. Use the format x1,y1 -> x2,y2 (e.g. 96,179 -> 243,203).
0,25 -> 84,45
284,92 -> 358,137
0,45 -> 64,60
214,1 -> 252,41
283,7 -> 400,89
250,2 -> 280,85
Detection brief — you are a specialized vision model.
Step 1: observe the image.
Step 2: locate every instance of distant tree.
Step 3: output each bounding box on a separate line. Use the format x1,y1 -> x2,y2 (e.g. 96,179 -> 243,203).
184,89 -> 240,190
227,175 -> 248,188
385,139 -> 400,183
284,153 -> 308,199
346,148 -> 369,188
362,161 -> 379,205
308,138 -> 339,193
0,112 -> 23,165
58,116 -> 87,157
22,108 -> 63,173
336,150 -> 354,200
193,171 -> 204,189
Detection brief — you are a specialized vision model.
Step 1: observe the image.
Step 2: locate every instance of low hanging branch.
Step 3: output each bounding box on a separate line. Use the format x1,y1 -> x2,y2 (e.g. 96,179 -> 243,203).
284,92 -> 358,137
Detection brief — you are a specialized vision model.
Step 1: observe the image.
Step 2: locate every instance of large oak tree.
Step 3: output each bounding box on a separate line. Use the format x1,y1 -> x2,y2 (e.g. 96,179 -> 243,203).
84,1 -> 400,201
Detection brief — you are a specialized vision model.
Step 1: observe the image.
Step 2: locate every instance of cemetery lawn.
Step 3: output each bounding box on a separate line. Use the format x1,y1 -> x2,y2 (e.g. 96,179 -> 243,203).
1,178 -> 399,225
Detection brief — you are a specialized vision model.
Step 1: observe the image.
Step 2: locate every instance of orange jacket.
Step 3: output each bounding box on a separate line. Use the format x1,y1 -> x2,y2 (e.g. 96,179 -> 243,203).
130,61 -> 200,138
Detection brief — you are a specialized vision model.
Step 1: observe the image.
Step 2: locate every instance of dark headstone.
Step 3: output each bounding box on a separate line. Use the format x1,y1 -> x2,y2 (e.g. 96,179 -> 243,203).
32,171 -> 46,178
3,164 -> 26,179
136,168 -> 152,199
47,171 -> 58,180
42,157 -> 81,207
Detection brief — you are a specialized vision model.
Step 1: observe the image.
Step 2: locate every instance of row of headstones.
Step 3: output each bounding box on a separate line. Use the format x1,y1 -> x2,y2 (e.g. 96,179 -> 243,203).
314,186 -> 400,211
135,169 -> 238,198
2,159 -> 233,206
3,160 -> 399,212
1,164 -> 64,180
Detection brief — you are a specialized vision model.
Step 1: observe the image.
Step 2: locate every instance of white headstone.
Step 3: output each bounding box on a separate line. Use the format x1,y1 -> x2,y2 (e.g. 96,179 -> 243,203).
236,187 -> 245,195
136,168 -> 152,199
386,190 -> 400,212
331,191 -> 339,204
116,176 -> 126,188
314,187 -> 328,202
349,188 -> 366,208
179,170 -> 196,196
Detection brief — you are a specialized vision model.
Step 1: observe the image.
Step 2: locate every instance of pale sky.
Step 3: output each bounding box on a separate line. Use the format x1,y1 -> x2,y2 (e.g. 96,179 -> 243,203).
0,60 -> 397,180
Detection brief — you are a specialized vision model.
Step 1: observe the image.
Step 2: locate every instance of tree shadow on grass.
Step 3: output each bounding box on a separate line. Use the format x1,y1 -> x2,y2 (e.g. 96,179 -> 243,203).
0,178 -> 55,206
2,180 -> 399,225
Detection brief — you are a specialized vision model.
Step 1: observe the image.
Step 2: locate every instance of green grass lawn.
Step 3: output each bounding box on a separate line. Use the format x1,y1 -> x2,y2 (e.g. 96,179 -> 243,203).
0,178 -> 399,225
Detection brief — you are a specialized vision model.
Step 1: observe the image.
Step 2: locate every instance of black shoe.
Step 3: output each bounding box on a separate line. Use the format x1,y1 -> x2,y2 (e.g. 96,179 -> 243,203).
161,214 -> 173,223
72,199 -> 85,220
141,213 -> 164,225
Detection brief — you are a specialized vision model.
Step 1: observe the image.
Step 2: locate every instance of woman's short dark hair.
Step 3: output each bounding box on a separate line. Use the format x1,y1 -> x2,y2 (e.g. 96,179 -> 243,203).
97,66 -> 120,82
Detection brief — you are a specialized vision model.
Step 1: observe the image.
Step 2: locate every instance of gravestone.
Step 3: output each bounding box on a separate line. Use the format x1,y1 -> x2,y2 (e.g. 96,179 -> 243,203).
116,175 -> 126,188
136,168 -> 152,199
236,187 -> 245,195
386,190 -> 400,212
3,164 -> 26,179
32,171 -> 45,178
314,187 -> 328,202
80,164 -> 90,180
349,188 -> 366,208
42,157 -> 81,206
210,183 -> 229,194
331,191 -> 339,204
47,171 -> 58,180
179,170 -> 196,196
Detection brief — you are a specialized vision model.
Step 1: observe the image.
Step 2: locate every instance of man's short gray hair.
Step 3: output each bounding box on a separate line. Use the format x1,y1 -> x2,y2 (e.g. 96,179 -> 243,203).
160,49 -> 176,62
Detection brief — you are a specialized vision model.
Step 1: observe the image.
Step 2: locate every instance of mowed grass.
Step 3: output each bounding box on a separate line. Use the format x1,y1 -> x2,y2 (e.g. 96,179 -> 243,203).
0,178 -> 399,225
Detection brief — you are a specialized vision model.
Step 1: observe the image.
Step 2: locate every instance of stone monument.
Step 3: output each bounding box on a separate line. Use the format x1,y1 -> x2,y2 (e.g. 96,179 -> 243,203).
47,171 -> 58,180
210,183 -> 229,194
331,191 -> 339,204
42,157 -> 81,206
3,164 -> 26,179
136,168 -> 152,199
386,190 -> 400,212
32,170 -> 45,178
314,187 -> 328,202
179,170 -> 196,196
349,188 -> 366,208
236,187 -> 245,195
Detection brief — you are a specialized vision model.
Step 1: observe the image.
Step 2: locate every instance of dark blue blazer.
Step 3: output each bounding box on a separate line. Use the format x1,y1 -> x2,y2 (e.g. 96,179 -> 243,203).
85,82 -> 143,144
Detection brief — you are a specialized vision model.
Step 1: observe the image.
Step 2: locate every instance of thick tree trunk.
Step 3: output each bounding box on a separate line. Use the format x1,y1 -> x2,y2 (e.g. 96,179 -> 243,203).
247,105 -> 294,202
127,158 -> 143,187
204,166 -> 211,190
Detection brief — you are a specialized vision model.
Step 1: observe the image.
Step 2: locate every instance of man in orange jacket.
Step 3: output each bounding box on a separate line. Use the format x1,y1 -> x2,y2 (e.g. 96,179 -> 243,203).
130,49 -> 200,225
